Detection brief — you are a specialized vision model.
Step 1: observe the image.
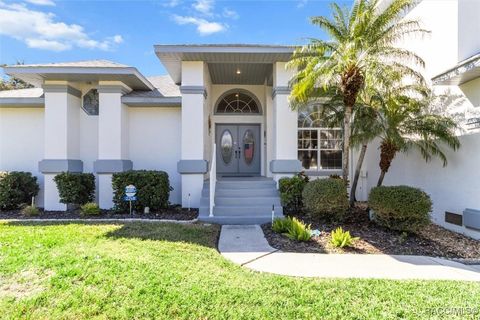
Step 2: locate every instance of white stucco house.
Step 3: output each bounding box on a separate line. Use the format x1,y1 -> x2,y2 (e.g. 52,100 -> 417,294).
0,0 -> 479,235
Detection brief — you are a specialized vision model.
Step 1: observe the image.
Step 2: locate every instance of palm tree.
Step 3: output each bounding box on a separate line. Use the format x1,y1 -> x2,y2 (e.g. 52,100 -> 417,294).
287,0 -> 428,183
374,88 -> 461,186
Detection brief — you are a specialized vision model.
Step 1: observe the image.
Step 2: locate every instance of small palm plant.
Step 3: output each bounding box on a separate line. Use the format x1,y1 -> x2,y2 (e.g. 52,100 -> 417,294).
330,227 -> 359,248
374,86 -> 460,186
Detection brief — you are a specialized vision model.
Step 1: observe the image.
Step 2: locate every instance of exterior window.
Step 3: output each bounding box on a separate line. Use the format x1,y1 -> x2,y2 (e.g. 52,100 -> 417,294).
216,91 -> 260,114
298,105 -> 342,170
82,89 -> 99,115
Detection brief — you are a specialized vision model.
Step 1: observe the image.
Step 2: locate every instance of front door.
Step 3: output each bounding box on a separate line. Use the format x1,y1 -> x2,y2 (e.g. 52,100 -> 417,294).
216,124 -> 261,175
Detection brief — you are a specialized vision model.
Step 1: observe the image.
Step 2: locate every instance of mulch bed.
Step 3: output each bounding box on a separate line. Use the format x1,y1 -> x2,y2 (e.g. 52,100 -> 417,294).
0,205 -> 198,221
262,204 -> 480,263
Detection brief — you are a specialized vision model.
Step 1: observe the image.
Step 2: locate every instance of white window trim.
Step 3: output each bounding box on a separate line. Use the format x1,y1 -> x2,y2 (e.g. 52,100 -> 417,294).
298,127 -> 343,171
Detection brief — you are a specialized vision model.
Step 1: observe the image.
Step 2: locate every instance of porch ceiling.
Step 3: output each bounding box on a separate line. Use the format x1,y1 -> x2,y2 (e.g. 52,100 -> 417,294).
154,44 -> 294,85
208,63 -> 273,85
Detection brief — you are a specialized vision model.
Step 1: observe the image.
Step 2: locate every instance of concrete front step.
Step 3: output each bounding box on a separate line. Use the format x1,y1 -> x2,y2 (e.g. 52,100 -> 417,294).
202,188 -> 279,197
198,215 -> 281,225
201,196 -> 281,207
199,177 -> 283,224
199,205 -> 283,217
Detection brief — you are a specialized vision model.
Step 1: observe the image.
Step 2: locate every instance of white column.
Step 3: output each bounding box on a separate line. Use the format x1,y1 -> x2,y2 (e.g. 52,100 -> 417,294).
40,83 -> 82,211
178,61 -> 207,208
95,82 -> 132,209
271,62 -> 301,181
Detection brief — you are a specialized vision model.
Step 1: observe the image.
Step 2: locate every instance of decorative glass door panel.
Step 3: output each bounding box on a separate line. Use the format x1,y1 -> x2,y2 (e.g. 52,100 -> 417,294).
216,124 -> 260,175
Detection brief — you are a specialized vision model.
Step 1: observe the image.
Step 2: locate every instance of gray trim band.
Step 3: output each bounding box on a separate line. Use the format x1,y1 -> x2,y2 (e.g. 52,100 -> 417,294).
42,85 -> 81,98
0,97 -> 45,107
177,160 -> 208,174
270,159 -> 302,173
464,208 -> 480,231
94,160 -> 133,173
272,86 -> 291,98
97,85 -> 131,95
180,86 -> 207,98
305,169 -> 342,177
39,159 -> 83,173
121,96 -> 181,107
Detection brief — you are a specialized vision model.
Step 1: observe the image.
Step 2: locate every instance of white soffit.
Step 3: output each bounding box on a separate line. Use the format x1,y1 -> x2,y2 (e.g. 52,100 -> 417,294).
432,53 -> 480,85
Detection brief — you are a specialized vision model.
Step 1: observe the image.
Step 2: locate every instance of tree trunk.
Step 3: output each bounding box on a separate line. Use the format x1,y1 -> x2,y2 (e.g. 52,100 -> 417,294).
377,170 -> 386,187
342,104 -> 353,183
377,140 -> 398,187
350,143 -> 368,207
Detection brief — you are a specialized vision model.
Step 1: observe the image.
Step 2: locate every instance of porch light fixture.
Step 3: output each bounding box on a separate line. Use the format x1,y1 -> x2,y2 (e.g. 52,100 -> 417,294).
236,69 -> 241,74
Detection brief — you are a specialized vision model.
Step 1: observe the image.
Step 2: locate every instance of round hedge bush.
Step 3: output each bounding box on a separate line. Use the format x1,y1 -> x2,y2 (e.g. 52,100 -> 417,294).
0,171 -> 39,210
368,185 -> 432,233
302,178 -> 348,220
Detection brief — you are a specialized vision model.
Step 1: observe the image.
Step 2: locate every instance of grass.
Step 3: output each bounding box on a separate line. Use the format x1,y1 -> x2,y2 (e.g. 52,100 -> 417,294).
0,222 -> 479,319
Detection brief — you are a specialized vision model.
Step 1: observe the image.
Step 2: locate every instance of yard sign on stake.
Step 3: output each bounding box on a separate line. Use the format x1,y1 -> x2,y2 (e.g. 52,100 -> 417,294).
123,184 -> 137,215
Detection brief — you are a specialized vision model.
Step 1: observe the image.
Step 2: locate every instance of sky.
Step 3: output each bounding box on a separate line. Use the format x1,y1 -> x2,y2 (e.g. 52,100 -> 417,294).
0,0 -> 352,77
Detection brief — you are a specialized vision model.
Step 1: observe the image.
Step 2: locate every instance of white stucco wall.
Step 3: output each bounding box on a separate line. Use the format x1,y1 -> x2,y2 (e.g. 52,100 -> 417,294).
0,107 -> 45,206
128,107 -> 182,204
361,133 -> 480,240
458,0 -> 480,61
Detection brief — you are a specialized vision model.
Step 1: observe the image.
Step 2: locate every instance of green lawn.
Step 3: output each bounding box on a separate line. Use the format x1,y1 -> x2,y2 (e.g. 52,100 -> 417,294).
0,222 -> 479,319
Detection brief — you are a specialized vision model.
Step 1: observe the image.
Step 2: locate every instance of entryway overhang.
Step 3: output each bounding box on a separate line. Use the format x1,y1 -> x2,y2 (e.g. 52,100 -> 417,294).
154,44 -> 295,85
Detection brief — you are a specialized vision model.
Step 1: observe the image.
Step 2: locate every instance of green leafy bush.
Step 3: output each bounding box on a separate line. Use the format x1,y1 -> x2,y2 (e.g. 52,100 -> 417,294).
0,171 -> 39,210
21,205 -> 40,216
272,217 -> 292,233
54,172 -> 95,206
112,170 -> 172,212
302,178 -> 349,221
330,227 -> 359,248
278,173 -> 309,214
368,186 -> 432,233
285,217 -> 312,242
81,202 -> 101,216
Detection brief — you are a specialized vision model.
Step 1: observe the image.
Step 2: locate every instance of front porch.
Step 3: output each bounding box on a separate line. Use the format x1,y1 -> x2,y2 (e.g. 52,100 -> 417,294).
155,45 -> 302,220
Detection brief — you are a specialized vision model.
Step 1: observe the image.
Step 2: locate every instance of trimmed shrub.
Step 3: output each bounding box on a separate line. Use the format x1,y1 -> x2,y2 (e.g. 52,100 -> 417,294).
302,178 -> 349,220
0,171 -> 39,210
54,172 -> 95,206
368,185 -> 432,233
112,170 -> 172,212
330,227 -> 359,248
278,173 -> 309,214
81,202 -> 101,216
285,217 -> 312,242
21,205 -> 40,216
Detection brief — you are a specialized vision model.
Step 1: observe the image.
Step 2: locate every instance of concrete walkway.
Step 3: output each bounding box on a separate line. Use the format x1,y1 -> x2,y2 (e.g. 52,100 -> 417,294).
218,225 -> 480,281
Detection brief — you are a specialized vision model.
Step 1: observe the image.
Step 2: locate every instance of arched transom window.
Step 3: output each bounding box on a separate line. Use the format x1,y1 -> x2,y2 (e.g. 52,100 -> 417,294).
215,90 -> 261,114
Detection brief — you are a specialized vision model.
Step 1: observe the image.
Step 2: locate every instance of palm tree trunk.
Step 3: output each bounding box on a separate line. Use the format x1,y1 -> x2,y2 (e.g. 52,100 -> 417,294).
342,104 -> 353,183
377,140 -> 398,187
350,143 -> 367,207
377,170 -> 386,187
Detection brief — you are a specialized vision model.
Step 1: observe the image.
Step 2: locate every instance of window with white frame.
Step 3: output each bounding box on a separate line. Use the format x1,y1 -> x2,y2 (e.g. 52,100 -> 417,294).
298,104 -> 342,170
